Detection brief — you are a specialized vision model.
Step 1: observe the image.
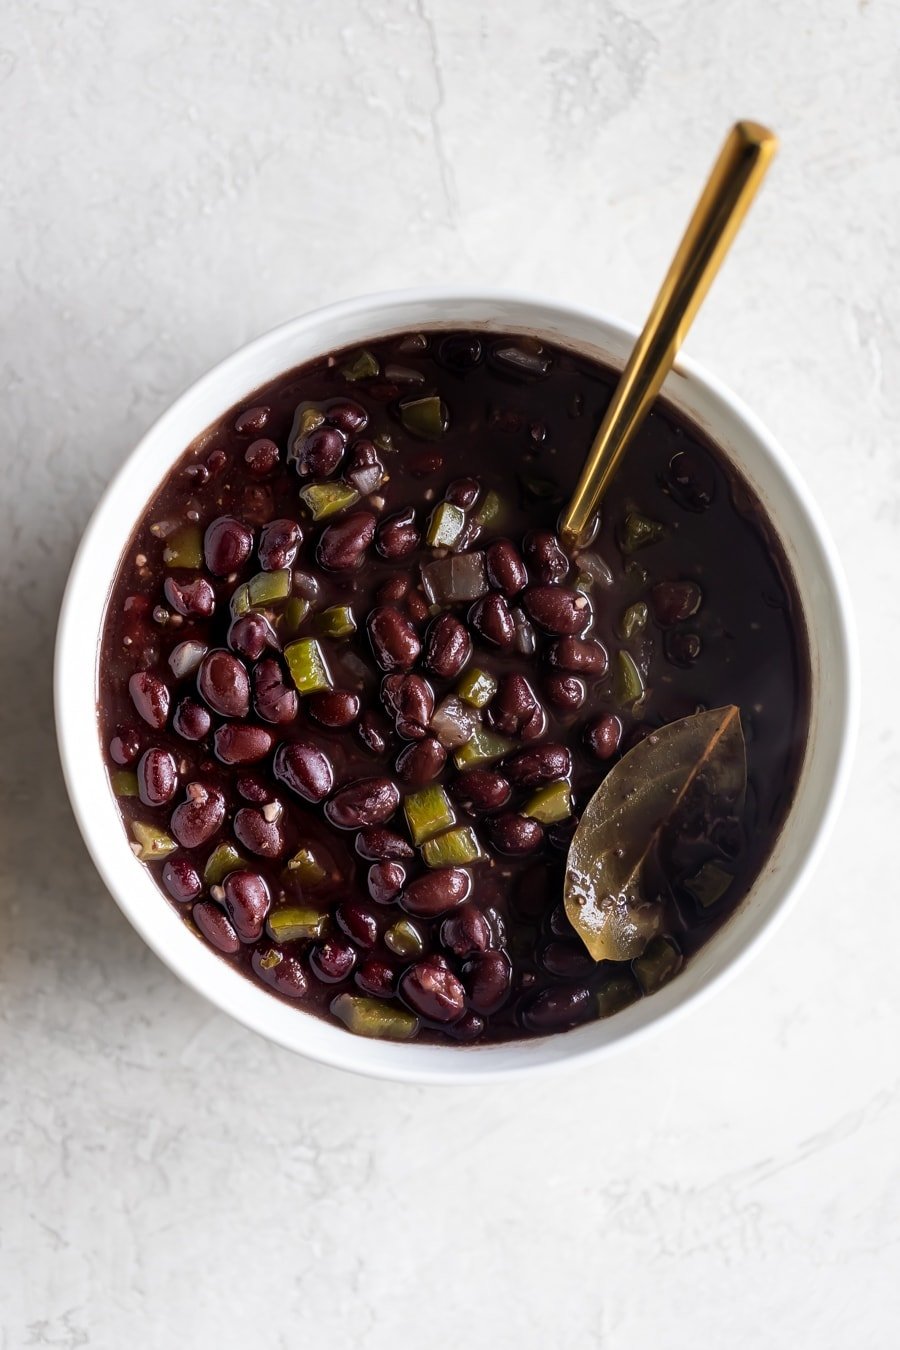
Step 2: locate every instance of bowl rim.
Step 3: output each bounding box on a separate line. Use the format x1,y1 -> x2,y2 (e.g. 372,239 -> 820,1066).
54,286 -> 859,1084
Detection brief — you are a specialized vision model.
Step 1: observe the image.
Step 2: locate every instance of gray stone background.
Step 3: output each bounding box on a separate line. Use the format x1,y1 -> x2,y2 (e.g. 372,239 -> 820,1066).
1,1 -> 896,1346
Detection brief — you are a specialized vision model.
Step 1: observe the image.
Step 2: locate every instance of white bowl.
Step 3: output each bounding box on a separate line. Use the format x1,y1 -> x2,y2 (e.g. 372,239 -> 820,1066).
55,289 -> 857,1084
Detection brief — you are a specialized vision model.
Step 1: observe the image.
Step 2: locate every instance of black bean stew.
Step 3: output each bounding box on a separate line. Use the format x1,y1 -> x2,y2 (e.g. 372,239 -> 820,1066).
98,331 -> 809,1045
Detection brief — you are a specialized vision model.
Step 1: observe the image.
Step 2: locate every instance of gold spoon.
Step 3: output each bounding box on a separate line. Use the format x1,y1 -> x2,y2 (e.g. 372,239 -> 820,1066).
559,120 -> 778,548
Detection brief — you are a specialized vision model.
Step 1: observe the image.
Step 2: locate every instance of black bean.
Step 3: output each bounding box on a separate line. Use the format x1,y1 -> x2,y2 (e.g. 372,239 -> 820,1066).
504,743 -> 572,787
213,723 -> 274,765
308,689 -> 360,729
450,769 -> 511,813
401,868 -> 472,917
128,672 -> 169,729
137,748 -> 177,806
440,905 -> 492,957
163,575 -> 215,618
193,900 -> 241,954
395,737 -> 447,786
310,938 -> 357,983
376,508 -> 420,560
244,437 -> 280,477
665,631 -> 702,666
521,984 -> 593,1032
367,861 -> 406,904
252,948 -> 309,998
204,516 -> 253,575
336,900 -> 379,949
544,674 -> 586,711
325,777 -> 400,829
486,538 -> 528,596
273,740 -> 334,802
316,511 -> 376,570
295,424 -> 346,477
236,774 -> 270,802
445,476 -> 480,509
162,858 -> 202,903
233,806 -> 285,858
464,950 -> 512,1014
448,1011 -> 486,1042
469,592 -> 515,650
523,530 -> 569,583
109,724 -> 141,765
488,673 -> 545,739
423,614 -> 471,679
400,957 -> 466,1022
355,827 -> 414,861
325,397 -> 369,435
223,869 -> 271,942
197,650 -> 250,718
258,518 -> 302,571
546,637 -> 608,676
490,813 -> 544,856
171,784 -> 226,849
522,586 -> 591,636
585,714 -> 622,760
367,606 -> 422,672
234,406 -> 270,435
251,659 -> 296,725
227,614 -> 277,661
172,698 -> 211,741
382,673 -> 434,740
354,957 -> 397,999
541,941 -> 594,979
357,709 -> 392,756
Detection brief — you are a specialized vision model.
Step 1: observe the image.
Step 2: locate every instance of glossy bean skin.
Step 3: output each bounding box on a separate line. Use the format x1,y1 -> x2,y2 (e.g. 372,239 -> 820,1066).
376,508 -> 420,560
400,957 -> 466,1023
367,606 -> 421,672
295,424 -> 346,477
258,518 -> 302,571
585,714 -> 622,760
543,675 -> 586,712
490,813 -> 544,856
171,784 -> 226,849
233,806 -> 285,858
163,858 -> 202,903
129,672 -> 169,729
464,950 -> 512,1015
423,614 -> 471,679
336,900 -> 379,949
204,516 -> 253,575
469,593 -> 515,650
137,748 -> 177,806
488,674 -> 545,740
197,650 -> 250,719
273,741 -> 334,802
451,769 -> 511,813
193,901 -> 241,955
485,539 -> 527,596
163,576 -> 215,618
367,861 -> 406,904
310,938 -> 357,983
395,737 -> 446,786
252,949 -> 309,998
401,868 -> 472,918
523,530 -> 569,583
213,724 -> 274,765
355,827 -> 414,861
440,905 -> 492,957
316,512 -> 376,570
354,958 -> 397,1000
505,744 -> 571,787
546,637 -> 608,676
522,586 -> 592,637
227,614 -> 276,661
521,984 -> 593,1032
252,659 -> 298,725
223,869 -> 271,941
325,777 -> 400,829
234,405 -> 270,435
382,674 -> 434,740
325,397 -> 369,435
172,699 -> 211,741
308,689 -> 360,729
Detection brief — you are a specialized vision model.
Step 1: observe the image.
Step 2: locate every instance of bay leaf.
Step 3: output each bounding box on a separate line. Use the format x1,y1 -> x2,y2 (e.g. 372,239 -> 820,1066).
564,706 -> 747,962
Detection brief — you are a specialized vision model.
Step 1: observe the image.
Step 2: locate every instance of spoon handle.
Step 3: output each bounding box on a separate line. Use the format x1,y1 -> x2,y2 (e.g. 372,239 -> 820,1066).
559,120 -> 778,547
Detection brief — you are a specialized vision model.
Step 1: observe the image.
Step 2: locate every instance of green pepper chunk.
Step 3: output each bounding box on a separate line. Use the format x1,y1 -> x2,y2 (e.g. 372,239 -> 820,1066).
299,482 -> 360,521
456,667 -> 497,709
473,489 -> 501,527
294,407 -> 325,439
281,595 -> 310,636
257,948 -> 283,971
614,650 -> 645,706
330,993 -> 419,1041
234,568 -> 292,616
425,501 -> 466,548
683,861 -> 733,908
203,842 -> 245,885
285,847 -> 328,887
632,936 -> 682,993
399,395 -> 447,440
267,905 -> 328,942
618,600 -> 649,641
384,919 -> 426,959
618,511 -> 664,554
162,524 -> 203,569
596,973 -> 641,1019
404,785 -> 456,846
422,825 -> 485,868
314,604 -> 357,638
453,726 -> 514,769
284,638 -> 332,695
521,781 -> 572,825
130,821 -> 178,861
340,349 -> 380,382
110,769 -> 139,797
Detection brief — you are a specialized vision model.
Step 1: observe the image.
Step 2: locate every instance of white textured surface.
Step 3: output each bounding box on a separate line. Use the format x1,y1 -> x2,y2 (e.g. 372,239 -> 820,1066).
0,1 -> 896,1346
